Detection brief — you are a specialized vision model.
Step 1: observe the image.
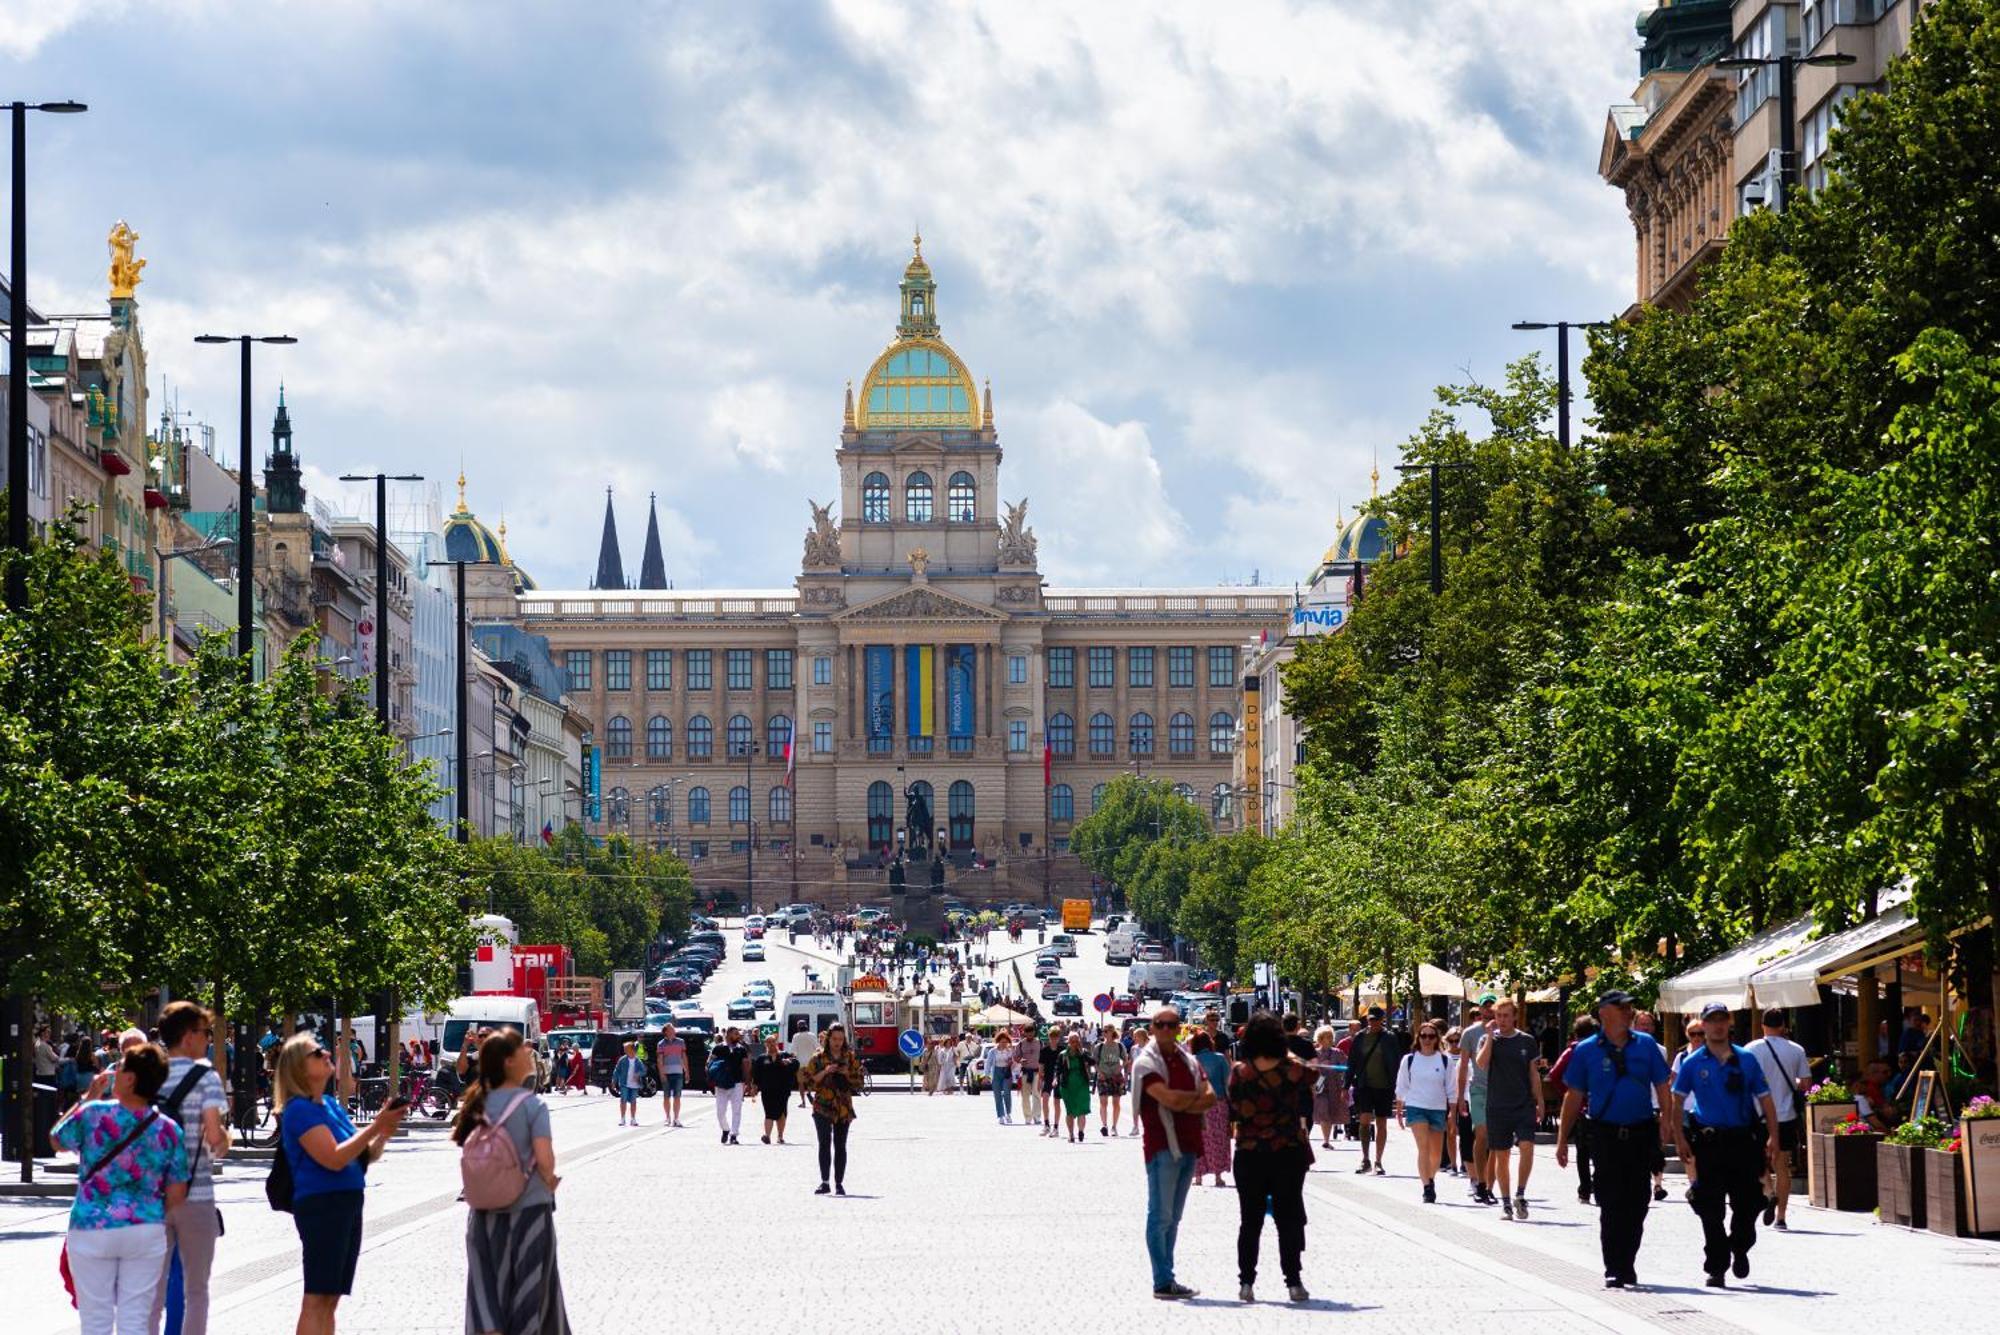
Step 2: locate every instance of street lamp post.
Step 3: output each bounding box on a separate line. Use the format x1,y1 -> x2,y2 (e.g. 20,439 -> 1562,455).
194,333 -> 296,676
1715,50 -> 1857,214
1509,320 -> 1612,450
5,99 -> 85,612
1394,461 -> 1473,596
736,740 -> 760,914
338,471 -> 423,729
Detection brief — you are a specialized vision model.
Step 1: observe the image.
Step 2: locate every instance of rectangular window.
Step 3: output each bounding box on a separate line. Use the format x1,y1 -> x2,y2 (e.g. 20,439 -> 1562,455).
1128,646 -> 1154,689
1047,647 -> 1074,689
687,649 -> 712,691
645,648 -> 672,691
726,648 -> 754,691
1008,720 -> 1028,753
604,649 -> 631,692
813,720 -> 833,753
1087,646 -> 1114,689
688,840 -> 709,860
766,649 -> 794,690
1208,645 -> 1237,688
563,650 -> 593,694
1169,645 -> 1195,688
1008,653 -> 1028,685
812,655 -> 833,686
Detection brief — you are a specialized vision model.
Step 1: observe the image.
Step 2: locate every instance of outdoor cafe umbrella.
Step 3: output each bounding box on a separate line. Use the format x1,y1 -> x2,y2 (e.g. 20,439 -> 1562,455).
970,1005 -> 1035,1028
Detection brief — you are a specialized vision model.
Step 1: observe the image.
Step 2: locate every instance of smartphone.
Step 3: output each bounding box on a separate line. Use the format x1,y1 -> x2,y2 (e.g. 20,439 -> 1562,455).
384,1096 -> 411,1112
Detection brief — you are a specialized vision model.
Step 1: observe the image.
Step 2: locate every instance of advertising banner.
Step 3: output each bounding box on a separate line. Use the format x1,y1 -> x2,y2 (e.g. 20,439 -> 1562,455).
946,644 -> 975,737
905,643 -> 936,738
585,743 -> 601,822
866,645 -> 895,738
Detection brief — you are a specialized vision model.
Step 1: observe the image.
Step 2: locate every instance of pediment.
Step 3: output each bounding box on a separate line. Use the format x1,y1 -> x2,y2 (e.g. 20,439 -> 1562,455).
833,584 -> 1006,623
889,433 -> 944,453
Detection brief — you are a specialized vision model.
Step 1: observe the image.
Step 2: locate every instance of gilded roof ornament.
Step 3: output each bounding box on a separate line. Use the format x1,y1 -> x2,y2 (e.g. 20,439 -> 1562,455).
455,470 -> 470,514
108,220 -> 146,298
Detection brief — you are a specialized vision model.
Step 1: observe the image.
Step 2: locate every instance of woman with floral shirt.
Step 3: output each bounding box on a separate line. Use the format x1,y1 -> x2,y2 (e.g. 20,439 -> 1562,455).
52,1042 -> 190,1333
799,1023 -> 865,1196
1226,1014 -> 1316,1304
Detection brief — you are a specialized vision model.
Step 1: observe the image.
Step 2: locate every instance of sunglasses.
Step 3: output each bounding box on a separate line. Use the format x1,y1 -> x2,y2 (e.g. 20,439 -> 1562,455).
1151,1019 -> 1177,1029
1418,1032 -> 1439,1040
310,1048 -> 332,1061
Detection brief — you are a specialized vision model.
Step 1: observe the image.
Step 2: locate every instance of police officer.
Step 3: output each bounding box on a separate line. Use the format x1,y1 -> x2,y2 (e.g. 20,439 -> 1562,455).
1672,1001 -> 1782,1288
1555,991 -> 1675,1289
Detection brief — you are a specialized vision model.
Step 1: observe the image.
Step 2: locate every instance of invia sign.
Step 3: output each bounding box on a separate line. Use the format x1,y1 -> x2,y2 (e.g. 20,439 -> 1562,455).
1290,604 -> 1346,635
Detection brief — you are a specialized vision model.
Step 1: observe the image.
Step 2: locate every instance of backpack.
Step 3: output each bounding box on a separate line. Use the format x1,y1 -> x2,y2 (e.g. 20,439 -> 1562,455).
459,1092 -> 533,1211
154,1061 -> 213,1179
707,1047 -> 741,1089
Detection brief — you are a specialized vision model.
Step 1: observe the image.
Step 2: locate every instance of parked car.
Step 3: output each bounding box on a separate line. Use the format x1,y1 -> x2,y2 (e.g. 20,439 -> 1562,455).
742,940 -> 765,961
1052,994 -> 1083,1017
646,977 -> 694,1000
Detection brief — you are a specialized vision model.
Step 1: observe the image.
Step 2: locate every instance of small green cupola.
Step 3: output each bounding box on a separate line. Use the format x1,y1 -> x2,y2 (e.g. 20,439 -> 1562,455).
897,229 -> 938,338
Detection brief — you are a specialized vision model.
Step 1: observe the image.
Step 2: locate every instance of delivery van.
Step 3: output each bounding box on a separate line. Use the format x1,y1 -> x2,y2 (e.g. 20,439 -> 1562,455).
1061,899 -> 1093,933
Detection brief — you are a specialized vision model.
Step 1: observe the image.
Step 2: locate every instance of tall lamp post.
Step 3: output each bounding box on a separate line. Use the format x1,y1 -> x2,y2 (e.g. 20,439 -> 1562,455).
194,333 -> 296,676
734,739 -> 760,914
1394,460 -> 1474,596
1714,50 -> 1856,214
1509,320 -> 1612,450
5,99 -> 86,612
338,471 -> 422,728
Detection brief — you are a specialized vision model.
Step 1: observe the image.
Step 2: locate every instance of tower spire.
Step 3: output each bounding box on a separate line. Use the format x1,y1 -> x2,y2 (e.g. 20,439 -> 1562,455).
638,491 -> 669,590
592,487 -> 627,590
264,385 -> 304,514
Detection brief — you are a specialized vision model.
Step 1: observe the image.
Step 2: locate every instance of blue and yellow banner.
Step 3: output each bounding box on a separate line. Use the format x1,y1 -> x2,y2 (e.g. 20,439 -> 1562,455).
866,645 -> 895,738
947,644 -> 975,738
906,644 -> 935,738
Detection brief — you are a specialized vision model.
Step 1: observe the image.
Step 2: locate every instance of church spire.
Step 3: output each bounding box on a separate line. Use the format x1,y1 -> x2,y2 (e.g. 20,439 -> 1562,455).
264,384 -> 304,514
638,492 -> 668,590
592,488 -> 627,590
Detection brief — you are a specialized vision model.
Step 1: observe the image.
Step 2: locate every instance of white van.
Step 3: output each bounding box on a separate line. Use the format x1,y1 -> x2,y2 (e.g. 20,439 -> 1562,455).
1127,961 -> 1189,997
780,990 -> 844,1046
1105,927 -> 1137,966
441,995 -> 544,1069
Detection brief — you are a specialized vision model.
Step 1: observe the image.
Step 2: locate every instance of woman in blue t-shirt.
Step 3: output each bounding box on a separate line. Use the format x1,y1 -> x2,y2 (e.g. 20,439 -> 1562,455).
276,1032 -> 406,1333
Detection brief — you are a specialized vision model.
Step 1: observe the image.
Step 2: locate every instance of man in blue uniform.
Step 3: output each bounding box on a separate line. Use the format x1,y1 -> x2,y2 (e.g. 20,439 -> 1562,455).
1556,990 -> 1675,1288
1672,1001 -> 1782,1287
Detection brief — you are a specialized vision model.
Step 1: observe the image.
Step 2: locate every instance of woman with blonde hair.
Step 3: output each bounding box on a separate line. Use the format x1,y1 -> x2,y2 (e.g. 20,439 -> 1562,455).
276,1032 -> 406,1335
1309,1025 -> 1345,1150
1094,1023 -> 1128,1136
452,1029 -> 569,1334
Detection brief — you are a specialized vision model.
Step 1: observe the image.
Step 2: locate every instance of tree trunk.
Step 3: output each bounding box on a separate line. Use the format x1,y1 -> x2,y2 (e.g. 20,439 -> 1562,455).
1856,968 -> 1878,1083
211,972 -> 228,1127
1987,875 -> 2000,1081
13,993 -> 34,1182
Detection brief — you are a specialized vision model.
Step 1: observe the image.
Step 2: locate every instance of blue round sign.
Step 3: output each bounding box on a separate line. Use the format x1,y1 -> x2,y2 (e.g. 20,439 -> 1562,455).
1092,993 -> 1113,1014
897,1028 -> 925,1059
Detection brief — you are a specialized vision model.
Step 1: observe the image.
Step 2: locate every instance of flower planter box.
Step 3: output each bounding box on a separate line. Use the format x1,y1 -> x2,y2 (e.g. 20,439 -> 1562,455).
1807,1101 -> 1858,1136
1926,1150 -> 1970,1237
1808,1131 -> 1879,1211
1877,1141 -> 1926,1229
1963,1116 -> 2000,1237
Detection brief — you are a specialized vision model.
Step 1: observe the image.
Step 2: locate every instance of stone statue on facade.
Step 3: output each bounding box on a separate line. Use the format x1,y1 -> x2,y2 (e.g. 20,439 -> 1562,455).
108,221 -> 146,298
999,497 -> 1037,565
802,499 -> 841,568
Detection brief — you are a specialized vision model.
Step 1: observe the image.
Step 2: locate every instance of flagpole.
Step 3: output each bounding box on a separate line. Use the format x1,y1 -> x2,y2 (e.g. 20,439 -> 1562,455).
787,718 -> 799,901
1042,682 -> 1052,909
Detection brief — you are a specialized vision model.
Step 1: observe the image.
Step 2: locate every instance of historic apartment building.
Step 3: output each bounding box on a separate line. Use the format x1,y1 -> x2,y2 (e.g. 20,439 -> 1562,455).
465,240 -> 1291,883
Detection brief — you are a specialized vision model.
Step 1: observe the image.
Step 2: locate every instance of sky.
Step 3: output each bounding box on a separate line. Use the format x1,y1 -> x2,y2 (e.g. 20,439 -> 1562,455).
4,0 -> 1642,591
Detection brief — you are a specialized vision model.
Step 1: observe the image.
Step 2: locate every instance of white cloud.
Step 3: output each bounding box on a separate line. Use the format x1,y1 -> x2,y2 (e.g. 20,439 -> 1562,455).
1011,399 -> 1184,585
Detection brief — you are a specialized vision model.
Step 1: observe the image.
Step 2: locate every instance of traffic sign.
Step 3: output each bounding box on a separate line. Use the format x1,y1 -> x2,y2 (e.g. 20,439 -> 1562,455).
1093,993 -> 1112,1014
610,969 -> 644,1024
897,1028 -> 925,1059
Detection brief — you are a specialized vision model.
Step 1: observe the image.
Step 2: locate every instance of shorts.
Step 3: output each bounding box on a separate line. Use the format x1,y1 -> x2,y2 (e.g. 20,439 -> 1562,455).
1777,1115 -> 1803,1154
1486,1104 -> 1538,1150
1405,1105 -> 1447,1131
1353,1087 -> 1395,1119
619,1084 -> 640,1102
1097,1071 -> 1125,1096
292,1190 -> 365,1296
663,1073 -> 684,1095
1467,1084 -> 1488,1126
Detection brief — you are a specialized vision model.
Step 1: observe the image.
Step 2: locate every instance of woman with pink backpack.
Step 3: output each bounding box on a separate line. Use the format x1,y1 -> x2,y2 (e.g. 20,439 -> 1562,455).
452,1030 -> 571,1334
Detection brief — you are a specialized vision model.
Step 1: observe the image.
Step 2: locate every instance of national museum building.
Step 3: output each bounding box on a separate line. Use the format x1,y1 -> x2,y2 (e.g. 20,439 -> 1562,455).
463,240 -> 1289,892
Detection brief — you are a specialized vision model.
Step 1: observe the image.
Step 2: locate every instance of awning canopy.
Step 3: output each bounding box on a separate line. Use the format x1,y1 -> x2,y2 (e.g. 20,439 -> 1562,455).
1751,902 -> 1925,1009
1418,963 -> 1464,998
1656,912 -> 1818,1017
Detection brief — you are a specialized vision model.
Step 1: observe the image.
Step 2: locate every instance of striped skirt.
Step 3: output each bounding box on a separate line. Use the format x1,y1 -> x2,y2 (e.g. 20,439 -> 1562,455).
466,1204 -> 571,1335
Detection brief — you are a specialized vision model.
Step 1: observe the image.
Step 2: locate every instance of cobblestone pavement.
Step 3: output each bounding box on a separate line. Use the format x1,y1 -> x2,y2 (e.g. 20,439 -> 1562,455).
7,1082 -> 1997,1335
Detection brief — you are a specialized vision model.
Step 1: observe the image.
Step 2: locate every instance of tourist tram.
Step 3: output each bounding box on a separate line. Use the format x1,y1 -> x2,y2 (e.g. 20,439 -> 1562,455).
846,975 -> 904,1070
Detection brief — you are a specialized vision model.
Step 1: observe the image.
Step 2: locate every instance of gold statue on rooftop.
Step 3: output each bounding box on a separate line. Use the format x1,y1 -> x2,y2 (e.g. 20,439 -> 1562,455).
108,221 -> 146,298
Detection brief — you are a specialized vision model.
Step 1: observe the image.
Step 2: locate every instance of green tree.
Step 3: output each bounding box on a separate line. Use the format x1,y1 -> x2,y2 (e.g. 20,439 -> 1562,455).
467,826 -> 691,976
1069,776 -> 1208,931
1174,831 -> 1267,982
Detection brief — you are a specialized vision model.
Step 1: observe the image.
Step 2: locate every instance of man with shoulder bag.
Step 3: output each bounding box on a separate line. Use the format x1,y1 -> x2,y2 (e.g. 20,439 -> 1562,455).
1744,1008 -> 1811,1231
150,1001 -> 231,1335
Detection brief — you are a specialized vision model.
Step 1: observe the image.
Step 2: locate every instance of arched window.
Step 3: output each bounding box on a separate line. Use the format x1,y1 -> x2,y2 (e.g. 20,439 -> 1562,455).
1090,782 -> 1107,814
947,471 -> 976,522
904,471 -> 933,523
769,786 -> 792,824
687,715 -> 713,758
646,715 -> 672,760
1130,712 -> 1155,756
648,785 -> 670,826
729,785 -> 750,824
1210,711 -> 1236,755
606,785 -> 630,827
727,714 -> 753,756
767,714 -> 792,754
948,780 -> 974,847
605,715 -> 632,760
1168,712 -> 1195,755
1049,783 -> 1074,823
867,780 -> 894,851
1211,783 -> 1233,823
688,786 -> 711,824
1089,712 -> 1115,756
862,472 -> 890,523
1173,782 -> 1196,804
1048,712 -> 1075,756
